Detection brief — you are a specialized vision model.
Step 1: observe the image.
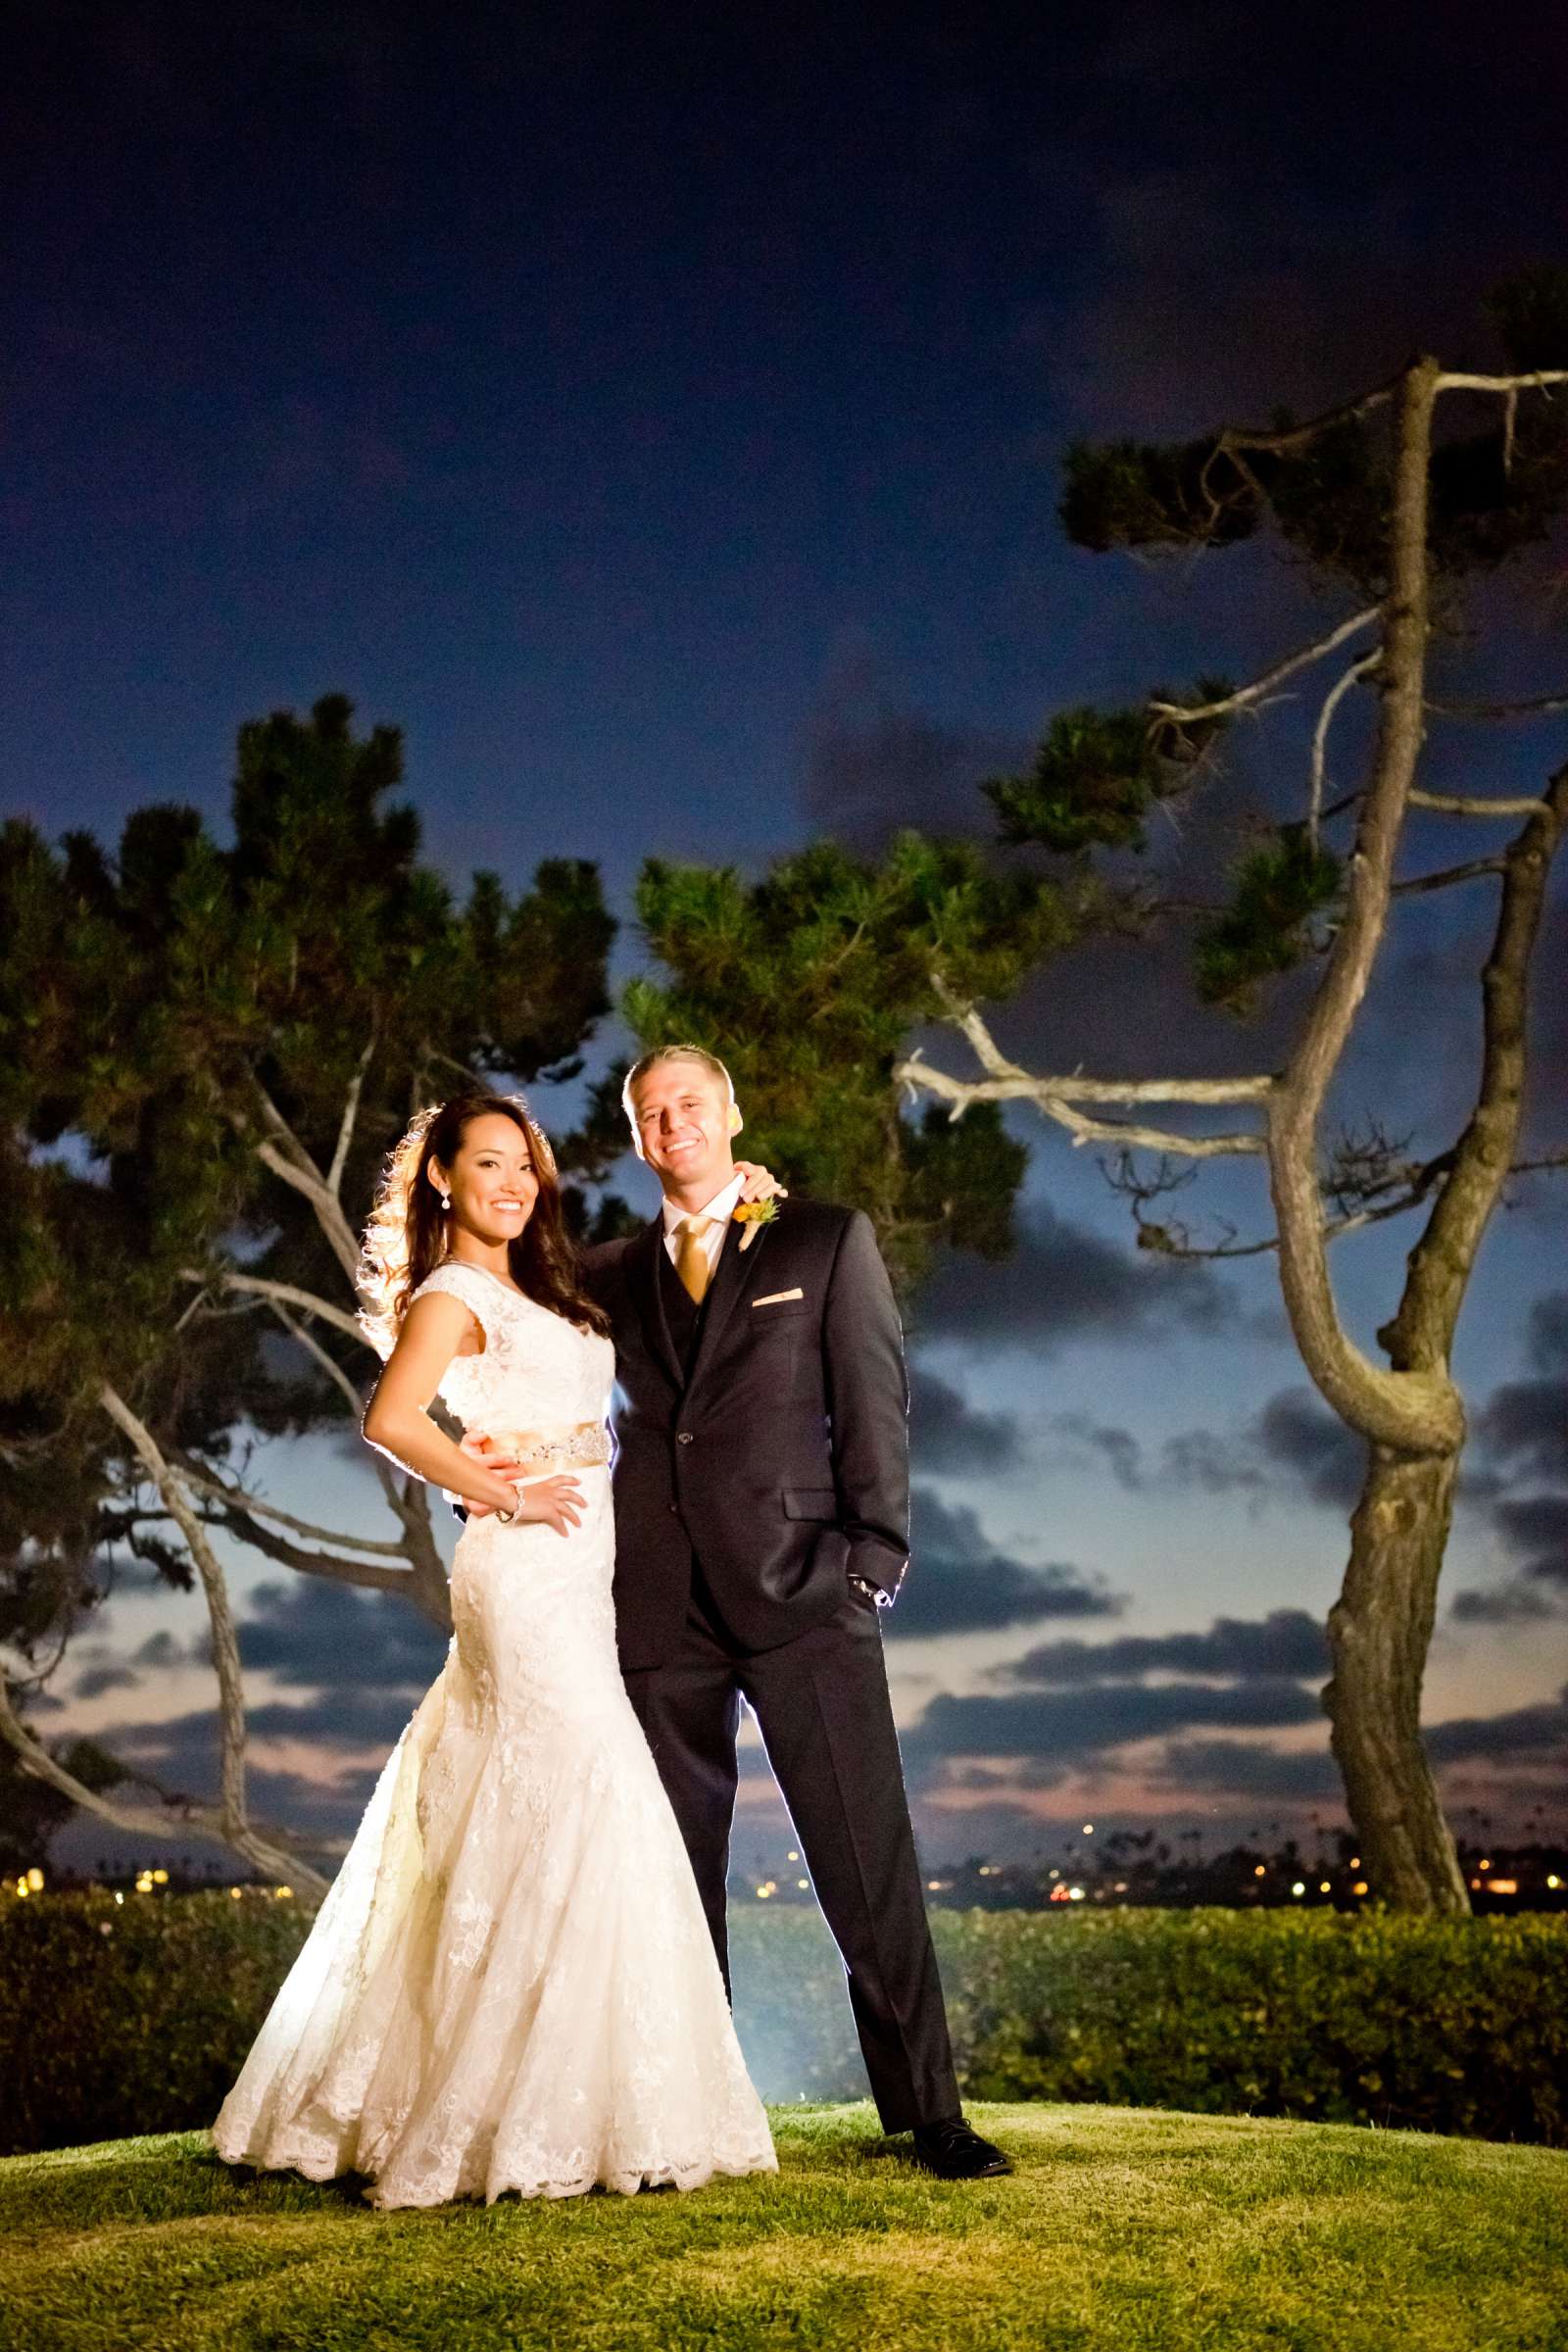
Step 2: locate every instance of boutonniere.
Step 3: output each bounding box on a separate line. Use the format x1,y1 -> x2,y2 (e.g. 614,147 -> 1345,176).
732,1197 -> 781,1252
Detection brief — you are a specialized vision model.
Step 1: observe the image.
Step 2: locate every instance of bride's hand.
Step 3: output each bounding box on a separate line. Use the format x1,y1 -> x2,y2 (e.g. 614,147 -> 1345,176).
510,1473 -> 586,1538
460,1430 -> 524,1520
734,1160 -> 788,1203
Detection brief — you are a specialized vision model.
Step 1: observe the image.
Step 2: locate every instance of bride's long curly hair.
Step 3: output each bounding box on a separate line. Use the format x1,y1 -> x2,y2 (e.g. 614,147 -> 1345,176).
358,1093 -> 610,1357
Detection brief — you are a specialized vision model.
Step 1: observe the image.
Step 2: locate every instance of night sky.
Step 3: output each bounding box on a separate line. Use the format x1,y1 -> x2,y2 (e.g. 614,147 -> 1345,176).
9,1 -> 1567,1873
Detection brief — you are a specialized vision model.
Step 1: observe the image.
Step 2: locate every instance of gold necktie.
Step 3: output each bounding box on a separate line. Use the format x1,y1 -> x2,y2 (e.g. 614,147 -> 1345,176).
674,1216 -> 714,1305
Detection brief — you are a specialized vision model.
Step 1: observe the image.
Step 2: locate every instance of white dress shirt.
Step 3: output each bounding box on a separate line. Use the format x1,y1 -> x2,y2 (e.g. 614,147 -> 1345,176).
661,1171 -> 745,1279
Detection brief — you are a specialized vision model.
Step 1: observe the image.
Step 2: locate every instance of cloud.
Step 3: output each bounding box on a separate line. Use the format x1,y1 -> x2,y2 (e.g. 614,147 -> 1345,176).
1482,1388 -> 1568,1488
1039,1394 -> 1363,1516
1046,1413 -> 1149,1492
892,1489 -> 1122,1641
908,1367 -> 1028,1475
1449,1582 -> 1561,1626
1424,1685 -> 1568,1765
74,1662 -> 142,1700
132,1631 -> 183,1668
1050,1417 -> 1270,1500
1156,1426 -> 1270,1498
999,1609 -> 1329,1688
1526,1293 -> 1568,1375
914,1200 -> 1234,1354
1251,1390 -> 1366,1512
907,1677 -> 1323,1767
114,1685 -> 422,1779
1492,1495 -> 1568,1591
1452,1292 -> 1568,1616
800,656 -> 1021,853
1474,1291 -> 1568,1575
1152,1739 -> 1342,1803
236,1579 -> 448,1691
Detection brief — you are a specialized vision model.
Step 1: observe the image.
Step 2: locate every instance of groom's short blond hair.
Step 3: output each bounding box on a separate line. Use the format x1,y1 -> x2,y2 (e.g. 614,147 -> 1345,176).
621,1044 -> 736,1124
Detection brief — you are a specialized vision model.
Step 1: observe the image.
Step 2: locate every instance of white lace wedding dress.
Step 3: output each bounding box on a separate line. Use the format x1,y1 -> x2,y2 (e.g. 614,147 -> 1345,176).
213,1259 -> 776,2207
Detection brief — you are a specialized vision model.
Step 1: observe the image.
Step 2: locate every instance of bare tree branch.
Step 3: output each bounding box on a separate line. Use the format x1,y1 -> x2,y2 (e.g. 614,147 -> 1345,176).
1151,1145 -> 1568,1259
252,1144 -> 361,1282
1383,762 -> 1568,1369
241,1075 -> 361,1281
173,1462 -> 412,1557
0,1674 -> 327,1898
1427,689 -> 1568,722
1217,370 -> 1406,457
184,1269 -> 365,1347
200,1505 -> 435,1598
1391,855 -> 1508,897
1147,607 -> 1383,729
1266,359 -> 1465,1453
5,1390 -> 334,1899
896,994 -> 1270,1159
1310,652 -> 1382,846
270,1299 -> 365,1418
326,1032 -> 377,1200
1434,368 -> 1568,394
1408,788 -> 1552,817
100,1391 -> 242,1818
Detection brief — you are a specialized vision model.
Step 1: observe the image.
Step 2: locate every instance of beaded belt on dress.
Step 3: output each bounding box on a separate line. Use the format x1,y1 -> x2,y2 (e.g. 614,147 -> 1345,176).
488,1423 -> 611,1476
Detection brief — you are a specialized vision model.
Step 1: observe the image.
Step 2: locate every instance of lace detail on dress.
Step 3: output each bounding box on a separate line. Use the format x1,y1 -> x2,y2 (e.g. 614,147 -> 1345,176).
409,1259 -> 615,1441
212,1262 -> 774,2207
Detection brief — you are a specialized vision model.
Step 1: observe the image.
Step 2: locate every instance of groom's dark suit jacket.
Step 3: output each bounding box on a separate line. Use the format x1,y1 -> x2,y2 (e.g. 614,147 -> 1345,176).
582,1199 -> 909,1672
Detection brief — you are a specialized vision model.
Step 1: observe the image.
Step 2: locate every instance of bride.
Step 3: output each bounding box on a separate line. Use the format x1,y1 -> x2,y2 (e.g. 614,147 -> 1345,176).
213,1092 -> 777,2207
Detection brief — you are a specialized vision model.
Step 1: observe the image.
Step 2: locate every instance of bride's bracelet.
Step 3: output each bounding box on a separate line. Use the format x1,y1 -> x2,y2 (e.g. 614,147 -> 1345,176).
493,1495 -> 520,1527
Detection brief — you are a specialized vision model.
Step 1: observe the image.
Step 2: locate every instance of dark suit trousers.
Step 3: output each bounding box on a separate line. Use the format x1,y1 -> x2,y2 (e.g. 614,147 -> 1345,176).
622,1581 -> 960,2134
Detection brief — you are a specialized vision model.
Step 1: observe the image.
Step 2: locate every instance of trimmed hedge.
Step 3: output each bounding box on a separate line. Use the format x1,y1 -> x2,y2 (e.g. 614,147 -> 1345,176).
1,1889 -> 311,2159
3,1891 -> 1563,2158
732,1906 -> 1568,2145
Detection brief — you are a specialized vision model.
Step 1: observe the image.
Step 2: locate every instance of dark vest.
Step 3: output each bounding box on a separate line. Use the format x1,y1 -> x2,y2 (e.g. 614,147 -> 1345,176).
657,1234 -> 709,1379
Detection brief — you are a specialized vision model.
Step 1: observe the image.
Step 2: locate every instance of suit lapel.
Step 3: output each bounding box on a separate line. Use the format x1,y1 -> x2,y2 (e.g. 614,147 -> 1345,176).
686,1210 -> 771,1396
628,1216 -> 684,1391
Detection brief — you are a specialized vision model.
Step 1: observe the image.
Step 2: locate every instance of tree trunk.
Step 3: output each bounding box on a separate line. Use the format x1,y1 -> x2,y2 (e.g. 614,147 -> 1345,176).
1324,1446 -> 1470,1913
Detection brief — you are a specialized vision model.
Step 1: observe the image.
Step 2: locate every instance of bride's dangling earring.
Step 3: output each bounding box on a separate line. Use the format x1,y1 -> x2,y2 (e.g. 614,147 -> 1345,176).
439,1192 -> 451,1212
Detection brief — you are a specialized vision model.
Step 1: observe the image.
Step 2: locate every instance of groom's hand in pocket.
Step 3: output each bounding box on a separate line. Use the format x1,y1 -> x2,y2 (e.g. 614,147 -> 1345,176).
454,1431 -> 525,1520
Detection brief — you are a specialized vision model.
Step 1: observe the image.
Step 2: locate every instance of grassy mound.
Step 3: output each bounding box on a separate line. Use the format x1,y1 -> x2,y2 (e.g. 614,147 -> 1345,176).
5,2102 -> 1564,2352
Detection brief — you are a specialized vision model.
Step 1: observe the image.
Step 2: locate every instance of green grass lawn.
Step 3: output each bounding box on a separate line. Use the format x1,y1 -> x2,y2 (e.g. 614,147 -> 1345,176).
5,2102 -> 1563,2352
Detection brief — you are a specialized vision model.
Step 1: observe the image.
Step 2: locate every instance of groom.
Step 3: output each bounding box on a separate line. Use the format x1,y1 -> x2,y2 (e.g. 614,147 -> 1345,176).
479,1046 -> 1006,2180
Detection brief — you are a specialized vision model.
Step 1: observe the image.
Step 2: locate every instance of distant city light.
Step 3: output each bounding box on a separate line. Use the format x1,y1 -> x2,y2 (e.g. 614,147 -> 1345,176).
1353,1882 -> 1369,1896
1082,1824 -> 1094,1836
1292,1882 -> 1305,1896
1254,1865 -> 1266,1877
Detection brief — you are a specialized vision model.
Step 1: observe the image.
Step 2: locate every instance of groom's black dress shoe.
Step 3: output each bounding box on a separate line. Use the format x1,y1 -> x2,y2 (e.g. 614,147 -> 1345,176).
909,2117 -> 1011,2179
